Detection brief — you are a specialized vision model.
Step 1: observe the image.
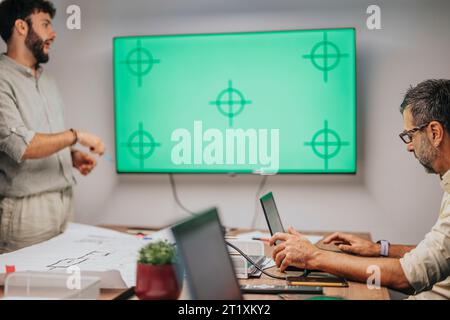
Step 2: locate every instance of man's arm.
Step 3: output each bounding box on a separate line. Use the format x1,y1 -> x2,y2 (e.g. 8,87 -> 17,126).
310,250 -> 414,293
22,130 -> 105,160
322,232 -> 416,258
272,227 -> 414,293
22,130 -> 76,160
388,245 -> 416,259
1,80 -> 105,163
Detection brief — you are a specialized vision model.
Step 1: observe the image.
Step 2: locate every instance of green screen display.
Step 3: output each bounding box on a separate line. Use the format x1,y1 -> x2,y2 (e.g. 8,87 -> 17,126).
114,28 -> 356,174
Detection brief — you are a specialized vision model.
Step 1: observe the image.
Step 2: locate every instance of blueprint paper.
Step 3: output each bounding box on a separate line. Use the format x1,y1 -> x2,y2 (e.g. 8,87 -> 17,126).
0,223 -> 148,288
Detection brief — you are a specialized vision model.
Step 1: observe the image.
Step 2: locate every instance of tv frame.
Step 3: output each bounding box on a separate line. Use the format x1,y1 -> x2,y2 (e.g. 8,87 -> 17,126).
113,27 -> 358,175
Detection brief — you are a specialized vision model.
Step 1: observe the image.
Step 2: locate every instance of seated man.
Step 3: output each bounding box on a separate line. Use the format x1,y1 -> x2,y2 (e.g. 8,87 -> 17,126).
270,79 -> 450,299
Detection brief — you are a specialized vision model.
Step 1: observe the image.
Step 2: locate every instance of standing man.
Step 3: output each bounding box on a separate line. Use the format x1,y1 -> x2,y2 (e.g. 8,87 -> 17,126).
270,79 -> 450,299
0,0 -> 105,253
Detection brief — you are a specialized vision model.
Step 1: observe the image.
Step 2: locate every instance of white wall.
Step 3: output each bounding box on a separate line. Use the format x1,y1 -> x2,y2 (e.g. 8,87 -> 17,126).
2,0 -> 449,244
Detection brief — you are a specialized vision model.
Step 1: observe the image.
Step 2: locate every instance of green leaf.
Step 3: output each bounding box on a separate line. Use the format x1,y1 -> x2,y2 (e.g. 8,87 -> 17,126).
138,240 -> 178,265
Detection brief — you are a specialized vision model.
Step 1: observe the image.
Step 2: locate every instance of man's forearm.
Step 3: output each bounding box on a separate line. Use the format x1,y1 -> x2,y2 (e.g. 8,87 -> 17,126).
388,245 -> 416,258
22,130 -> 76,160
310,250 -> 413,293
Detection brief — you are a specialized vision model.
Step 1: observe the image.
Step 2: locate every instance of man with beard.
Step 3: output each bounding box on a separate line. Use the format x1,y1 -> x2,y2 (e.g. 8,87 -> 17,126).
0,0 -> 105,253
270,79 -> 450,299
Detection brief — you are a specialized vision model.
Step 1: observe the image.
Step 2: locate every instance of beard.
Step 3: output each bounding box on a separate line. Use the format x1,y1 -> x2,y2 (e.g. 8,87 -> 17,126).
415,134 -> 438,174
25,24 -> 49,66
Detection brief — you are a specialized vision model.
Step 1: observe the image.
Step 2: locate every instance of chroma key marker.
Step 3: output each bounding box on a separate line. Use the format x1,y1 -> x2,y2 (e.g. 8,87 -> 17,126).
5,265 -> 16,273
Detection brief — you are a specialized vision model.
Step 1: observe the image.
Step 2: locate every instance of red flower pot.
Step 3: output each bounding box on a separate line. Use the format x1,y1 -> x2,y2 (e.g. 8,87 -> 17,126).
135,263 -> 183,300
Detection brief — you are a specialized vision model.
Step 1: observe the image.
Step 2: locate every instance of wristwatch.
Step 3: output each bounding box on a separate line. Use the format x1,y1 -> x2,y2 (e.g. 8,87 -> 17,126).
376,240 -> 390,257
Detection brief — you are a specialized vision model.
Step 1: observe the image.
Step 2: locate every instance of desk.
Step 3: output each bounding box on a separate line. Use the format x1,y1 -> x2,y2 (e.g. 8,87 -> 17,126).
0,226 -> 390,300
102,225 -> 390,300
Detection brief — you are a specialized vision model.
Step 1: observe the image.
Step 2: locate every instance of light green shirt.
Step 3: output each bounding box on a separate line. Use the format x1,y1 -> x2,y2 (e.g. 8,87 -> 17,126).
400,170 -> 450,299
0,54 -> 75,197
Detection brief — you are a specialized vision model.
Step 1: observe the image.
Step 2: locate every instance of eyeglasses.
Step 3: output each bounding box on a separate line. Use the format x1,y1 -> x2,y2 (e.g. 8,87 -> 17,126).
399,122 -> 430,144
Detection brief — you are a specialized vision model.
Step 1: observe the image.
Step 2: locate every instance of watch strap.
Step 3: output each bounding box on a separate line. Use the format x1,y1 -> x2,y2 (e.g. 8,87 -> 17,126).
377,240 -> 390,257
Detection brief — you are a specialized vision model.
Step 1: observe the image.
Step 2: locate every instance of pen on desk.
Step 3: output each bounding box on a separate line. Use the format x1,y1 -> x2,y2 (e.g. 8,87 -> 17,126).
135,233 -> 152,240
252,237 -> 270,243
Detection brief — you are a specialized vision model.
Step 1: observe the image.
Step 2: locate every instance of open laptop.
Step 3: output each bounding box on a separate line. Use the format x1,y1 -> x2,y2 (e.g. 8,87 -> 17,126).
260,192 -> 341,272
172,208 -> 323,299
260,192 -> 286,243
171,208 -> 242,300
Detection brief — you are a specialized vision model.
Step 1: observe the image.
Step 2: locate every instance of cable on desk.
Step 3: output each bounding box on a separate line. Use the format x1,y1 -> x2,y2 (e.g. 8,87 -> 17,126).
226,240 -> 286,280
169,174 -> 196,216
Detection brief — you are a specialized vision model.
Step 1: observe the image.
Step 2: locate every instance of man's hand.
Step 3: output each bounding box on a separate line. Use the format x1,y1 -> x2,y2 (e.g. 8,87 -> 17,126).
71,150 -> 97,176
322,232 -> 380,257
77,132 -> 105,156
269,226 -> 320,272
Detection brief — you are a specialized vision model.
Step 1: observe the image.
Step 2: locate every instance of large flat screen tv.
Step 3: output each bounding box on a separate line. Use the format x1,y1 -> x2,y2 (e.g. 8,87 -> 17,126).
114,28 -> 356,174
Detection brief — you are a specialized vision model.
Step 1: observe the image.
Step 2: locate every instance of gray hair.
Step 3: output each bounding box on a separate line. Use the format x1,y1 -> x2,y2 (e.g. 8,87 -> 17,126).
400,79 -> 450,135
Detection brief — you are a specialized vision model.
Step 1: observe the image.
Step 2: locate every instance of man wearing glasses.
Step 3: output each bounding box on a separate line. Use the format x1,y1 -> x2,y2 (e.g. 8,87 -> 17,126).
270,79 -> 450,299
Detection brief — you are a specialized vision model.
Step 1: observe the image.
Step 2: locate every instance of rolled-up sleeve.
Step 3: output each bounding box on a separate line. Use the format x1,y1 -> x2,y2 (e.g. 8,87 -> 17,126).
0,80 -> 35,163
400,205 -> 450,294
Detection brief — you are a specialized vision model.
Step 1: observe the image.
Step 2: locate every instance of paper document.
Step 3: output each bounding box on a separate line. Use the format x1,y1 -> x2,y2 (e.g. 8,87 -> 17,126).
0,223 -> 149,288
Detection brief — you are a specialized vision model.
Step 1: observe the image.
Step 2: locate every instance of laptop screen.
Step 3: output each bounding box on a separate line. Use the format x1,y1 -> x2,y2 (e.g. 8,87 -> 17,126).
171,208 -> 242,300
260,192 -> 285,235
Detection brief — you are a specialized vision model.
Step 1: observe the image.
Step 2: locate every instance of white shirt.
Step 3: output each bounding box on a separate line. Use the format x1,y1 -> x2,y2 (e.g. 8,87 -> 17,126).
400,170 -> 450,299
0,54 -> 75,197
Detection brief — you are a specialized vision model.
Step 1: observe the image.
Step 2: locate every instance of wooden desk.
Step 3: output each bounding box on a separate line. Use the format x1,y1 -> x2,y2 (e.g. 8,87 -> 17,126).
0,226 -> 390,300
102,225 -> 390,300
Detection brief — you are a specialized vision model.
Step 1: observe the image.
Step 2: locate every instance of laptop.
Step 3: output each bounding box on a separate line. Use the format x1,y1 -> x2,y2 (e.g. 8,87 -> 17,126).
260,192 -> 341,272
172,208 -> 323,298
171,208 -> 242,300
260,192 -> 286,243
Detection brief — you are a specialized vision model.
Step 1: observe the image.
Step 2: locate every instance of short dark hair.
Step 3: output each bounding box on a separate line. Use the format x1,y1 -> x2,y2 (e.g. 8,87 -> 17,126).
0,0 -> 56,43
400,79 -> 450,135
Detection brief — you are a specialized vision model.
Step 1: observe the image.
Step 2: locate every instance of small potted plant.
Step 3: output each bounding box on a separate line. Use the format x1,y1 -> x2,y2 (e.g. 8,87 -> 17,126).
135,241 -> 183,300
